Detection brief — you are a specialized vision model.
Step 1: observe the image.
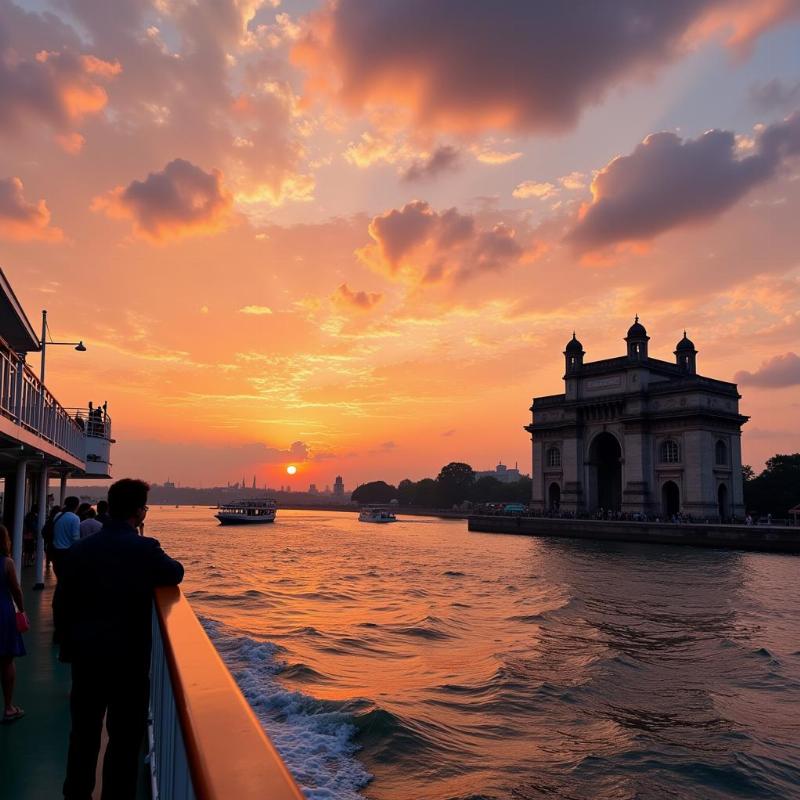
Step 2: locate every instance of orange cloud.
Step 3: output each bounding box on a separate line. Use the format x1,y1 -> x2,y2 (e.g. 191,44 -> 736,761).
0,49 -> 120,148
294,1 -> 798,136
332,283 -> 383,311
359,201 -> 527,284
93,158 -> 235,242
0,177 -> 62,242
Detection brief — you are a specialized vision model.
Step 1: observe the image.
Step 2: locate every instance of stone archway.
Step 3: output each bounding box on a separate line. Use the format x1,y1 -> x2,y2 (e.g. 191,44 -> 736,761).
717,483 -> 729,522
662,481 -> 680,518
588,432 -> 622,512
548,482 -> 561,510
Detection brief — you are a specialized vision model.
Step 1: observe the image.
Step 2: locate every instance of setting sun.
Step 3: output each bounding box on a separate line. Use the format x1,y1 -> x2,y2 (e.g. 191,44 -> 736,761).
286,465 -> 297,475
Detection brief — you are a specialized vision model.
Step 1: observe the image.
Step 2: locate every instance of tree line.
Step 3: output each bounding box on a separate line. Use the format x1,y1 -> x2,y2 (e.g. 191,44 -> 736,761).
743,454 -> 800,519
350,462 -> 531,508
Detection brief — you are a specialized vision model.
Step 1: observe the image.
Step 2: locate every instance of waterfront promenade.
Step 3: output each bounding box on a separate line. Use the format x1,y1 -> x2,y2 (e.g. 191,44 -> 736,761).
469,515 -> 800,552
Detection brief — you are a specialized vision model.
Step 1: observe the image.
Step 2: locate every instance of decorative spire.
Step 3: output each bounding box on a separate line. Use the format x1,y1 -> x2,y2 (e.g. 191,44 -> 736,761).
634,314 -> 639,323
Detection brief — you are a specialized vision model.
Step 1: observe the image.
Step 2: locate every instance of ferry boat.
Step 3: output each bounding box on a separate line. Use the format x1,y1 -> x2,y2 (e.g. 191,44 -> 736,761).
358,506 -> 397,523
215,498 -> 278,525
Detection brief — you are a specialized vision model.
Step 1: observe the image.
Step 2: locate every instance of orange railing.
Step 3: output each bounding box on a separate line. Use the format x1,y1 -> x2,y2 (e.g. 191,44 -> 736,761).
150,587 -> 305,800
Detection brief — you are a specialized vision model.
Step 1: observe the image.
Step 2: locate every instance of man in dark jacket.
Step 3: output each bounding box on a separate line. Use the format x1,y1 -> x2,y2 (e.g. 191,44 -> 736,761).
59,479 -> 184,800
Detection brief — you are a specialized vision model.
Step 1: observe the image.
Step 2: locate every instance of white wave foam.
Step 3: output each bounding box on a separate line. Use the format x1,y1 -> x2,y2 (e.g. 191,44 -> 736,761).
202,619 -> 372,800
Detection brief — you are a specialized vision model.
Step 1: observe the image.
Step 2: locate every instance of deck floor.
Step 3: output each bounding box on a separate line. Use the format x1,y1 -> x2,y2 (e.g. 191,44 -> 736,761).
0,568 -> 150,799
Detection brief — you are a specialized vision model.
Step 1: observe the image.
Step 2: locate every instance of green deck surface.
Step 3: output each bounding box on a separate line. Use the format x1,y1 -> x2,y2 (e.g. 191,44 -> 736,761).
0,568 -> 150,799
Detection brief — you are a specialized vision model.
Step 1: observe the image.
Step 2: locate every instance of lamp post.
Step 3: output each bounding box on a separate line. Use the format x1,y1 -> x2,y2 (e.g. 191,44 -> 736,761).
40,309 -> 86,385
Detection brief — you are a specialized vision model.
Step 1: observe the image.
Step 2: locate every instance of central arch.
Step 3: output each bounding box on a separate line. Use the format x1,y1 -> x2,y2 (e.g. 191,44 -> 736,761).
548,482 -> 561,511
662,481 -> 680,518
588,432 -> 622,512
717,483 -> 729,522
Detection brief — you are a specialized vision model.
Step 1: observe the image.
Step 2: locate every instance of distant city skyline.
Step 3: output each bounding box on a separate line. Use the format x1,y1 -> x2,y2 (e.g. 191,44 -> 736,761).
1,3 -> 799,486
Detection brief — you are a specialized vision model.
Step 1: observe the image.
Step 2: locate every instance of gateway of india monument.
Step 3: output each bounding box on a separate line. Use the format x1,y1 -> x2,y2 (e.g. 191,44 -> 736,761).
526,318 -> 748,521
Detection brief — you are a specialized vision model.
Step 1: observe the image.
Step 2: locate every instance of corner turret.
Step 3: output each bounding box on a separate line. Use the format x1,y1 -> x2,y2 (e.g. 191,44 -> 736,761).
675,331 -> 697,374
625,316 -> 649,361
564,332 -> 584,374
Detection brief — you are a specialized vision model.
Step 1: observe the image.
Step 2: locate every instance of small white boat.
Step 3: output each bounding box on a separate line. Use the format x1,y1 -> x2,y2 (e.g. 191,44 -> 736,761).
215,499 -> 278,525
358,506 -> 397,523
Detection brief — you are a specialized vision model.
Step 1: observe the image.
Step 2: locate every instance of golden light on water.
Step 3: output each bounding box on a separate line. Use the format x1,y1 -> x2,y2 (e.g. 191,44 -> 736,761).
286,465 -> 297,475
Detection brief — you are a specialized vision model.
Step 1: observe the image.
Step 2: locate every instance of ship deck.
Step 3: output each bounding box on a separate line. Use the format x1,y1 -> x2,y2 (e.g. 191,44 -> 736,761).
0,569 -> 149,799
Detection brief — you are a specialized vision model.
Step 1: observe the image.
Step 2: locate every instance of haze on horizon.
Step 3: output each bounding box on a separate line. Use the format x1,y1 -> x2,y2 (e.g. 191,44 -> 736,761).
1,0 -> 799,489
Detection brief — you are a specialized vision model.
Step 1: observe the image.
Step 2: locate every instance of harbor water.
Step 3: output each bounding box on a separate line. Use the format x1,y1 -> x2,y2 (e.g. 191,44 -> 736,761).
147,507 -> 800,800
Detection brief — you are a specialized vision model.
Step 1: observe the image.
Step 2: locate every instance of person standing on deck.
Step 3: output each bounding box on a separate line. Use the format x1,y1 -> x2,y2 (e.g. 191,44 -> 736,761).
95,500 -> 110,528
78,508 -> 102,539
59,479 -> 184,800
52,497 -> 81,576
0,525 -> 26,723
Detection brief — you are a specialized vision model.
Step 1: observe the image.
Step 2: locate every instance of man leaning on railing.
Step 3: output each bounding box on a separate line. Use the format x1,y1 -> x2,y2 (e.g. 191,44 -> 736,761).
57,479 -> 184,800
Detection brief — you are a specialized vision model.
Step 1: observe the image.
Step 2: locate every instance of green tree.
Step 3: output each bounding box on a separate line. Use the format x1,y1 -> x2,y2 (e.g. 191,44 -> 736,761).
397,478 -> 416,506
744,453 -> 800,518
436,462 -> 475,506
413,478 -> 441,508
351,481 -> 398,504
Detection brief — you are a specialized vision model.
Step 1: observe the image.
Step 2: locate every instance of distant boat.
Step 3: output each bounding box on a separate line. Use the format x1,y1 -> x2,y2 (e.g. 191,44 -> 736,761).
358,506 -> 397,523
215,499 -> 278,525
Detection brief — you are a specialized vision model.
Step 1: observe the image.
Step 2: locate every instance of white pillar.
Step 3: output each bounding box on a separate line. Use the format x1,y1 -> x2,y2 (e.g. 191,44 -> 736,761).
34,466 -> 48,589
12,459 -> 28,576
60,472 -> 68,505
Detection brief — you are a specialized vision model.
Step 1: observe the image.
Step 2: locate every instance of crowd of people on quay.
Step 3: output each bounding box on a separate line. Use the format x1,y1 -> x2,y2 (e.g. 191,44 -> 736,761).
0,478 -> 184,800
472,503 -> 779,526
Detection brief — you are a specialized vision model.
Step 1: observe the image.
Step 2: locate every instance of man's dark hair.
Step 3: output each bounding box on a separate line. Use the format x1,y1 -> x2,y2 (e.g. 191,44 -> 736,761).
108,479 -> 150,521
63,496 -> 80,512
96,500 -> 108,514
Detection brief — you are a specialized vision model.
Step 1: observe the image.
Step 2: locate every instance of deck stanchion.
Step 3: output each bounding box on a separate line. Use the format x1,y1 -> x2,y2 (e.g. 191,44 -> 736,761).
34,466 -> 48,590
12,459 -> 28,575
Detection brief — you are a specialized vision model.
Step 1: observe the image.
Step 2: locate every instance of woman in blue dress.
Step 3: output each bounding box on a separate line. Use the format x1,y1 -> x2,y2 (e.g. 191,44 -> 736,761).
0,524 -> 26,722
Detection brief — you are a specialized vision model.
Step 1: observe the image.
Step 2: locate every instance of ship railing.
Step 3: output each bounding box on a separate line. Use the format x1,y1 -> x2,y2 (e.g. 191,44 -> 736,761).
62,407 -> 112,440
149,586 -> 304,800
0,339 -> 85,461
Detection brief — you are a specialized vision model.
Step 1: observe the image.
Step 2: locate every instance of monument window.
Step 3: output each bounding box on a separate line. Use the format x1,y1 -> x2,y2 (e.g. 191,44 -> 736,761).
660,439 -> 680,463
547,447 -> 561,467
715,440 -> 727,465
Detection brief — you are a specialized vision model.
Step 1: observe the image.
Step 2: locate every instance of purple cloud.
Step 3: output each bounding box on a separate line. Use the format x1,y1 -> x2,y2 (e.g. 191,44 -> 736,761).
567,112 -> 800,251
735,352 -> 800,388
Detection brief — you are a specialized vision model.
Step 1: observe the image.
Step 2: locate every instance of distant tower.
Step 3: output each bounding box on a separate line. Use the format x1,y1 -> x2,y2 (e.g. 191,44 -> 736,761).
564,332 -> 584,374
333,475 -> 344,497
252,474 -> 256,489
625,316 -> 649,361
309,483 -> 318,494
674,331 -> 697,374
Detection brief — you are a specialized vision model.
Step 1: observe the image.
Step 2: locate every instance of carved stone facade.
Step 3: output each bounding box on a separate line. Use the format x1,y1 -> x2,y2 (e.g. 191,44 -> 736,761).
526,319 -> 748,520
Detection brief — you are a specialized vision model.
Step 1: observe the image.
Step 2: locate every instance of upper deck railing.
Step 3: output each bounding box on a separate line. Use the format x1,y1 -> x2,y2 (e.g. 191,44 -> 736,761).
0,334 -> 111,465
150,587 -> 305,800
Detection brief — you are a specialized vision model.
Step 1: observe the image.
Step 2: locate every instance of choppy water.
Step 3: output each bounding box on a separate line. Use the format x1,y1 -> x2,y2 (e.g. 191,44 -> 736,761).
147,507 -> 800,800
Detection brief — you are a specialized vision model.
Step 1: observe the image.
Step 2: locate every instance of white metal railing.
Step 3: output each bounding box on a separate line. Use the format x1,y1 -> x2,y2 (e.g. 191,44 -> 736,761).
149,606 -> 195,800
0,334 -> 111,464
149,588 -> 304,800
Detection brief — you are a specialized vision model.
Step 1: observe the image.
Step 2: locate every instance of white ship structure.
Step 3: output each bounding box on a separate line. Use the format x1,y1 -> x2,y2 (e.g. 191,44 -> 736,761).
215,498 -> 278,525
358,506 -> 397,523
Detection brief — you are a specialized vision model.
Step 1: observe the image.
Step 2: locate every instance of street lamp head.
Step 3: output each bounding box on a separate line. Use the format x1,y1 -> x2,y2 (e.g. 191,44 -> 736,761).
75,341 -> 87,352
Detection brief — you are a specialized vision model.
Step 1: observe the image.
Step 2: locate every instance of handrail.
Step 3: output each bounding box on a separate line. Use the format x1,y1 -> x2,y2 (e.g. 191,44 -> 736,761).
152,586 -> 305,800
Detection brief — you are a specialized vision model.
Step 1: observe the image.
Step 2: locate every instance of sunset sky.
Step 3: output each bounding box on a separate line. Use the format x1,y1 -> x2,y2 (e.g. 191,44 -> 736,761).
1,1 -> 799,489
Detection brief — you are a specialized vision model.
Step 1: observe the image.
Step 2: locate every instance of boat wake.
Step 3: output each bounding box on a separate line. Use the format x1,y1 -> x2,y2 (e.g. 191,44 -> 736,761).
202,619 -> 372,800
